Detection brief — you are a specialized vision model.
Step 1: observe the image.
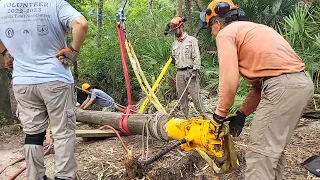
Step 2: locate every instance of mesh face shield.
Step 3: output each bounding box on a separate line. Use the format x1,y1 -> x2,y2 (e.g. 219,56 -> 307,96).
164,17 -> 187,35
164,23 -> 180,35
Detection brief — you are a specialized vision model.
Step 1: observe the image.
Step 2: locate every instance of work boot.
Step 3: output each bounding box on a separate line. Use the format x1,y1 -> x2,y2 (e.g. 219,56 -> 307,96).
54,174 -> 81,180
41,175 -> 48,180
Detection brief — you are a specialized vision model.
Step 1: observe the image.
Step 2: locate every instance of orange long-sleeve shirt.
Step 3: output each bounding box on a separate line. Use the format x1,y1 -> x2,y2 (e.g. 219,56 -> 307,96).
215,21 -> 305,117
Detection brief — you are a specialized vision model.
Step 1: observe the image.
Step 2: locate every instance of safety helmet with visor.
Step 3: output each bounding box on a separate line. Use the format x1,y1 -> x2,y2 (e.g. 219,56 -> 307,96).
164,16 -> 187,35
199,0 -> 246,29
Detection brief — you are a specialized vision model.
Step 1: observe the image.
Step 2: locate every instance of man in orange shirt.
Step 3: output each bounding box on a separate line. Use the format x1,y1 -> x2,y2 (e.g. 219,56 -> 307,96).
201,0 -> 314,179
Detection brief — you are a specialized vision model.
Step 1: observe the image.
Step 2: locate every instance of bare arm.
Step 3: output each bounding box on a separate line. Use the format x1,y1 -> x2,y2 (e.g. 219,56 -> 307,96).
79,98 -> 89,109
0,41 -> 13,70
57,1 -> 88,52
83,98 -> 95,110
0,41 -> 6,53
70,16 -> 88,52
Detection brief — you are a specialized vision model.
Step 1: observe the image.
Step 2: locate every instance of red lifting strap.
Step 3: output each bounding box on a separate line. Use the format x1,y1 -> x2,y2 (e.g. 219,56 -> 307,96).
117,22 -> 133,106
116,15 -> 136,134
118,105 -> 136,134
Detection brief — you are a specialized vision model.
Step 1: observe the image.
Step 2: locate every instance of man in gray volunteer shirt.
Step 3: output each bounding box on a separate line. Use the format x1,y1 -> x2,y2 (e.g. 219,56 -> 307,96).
0,1 -> 88,179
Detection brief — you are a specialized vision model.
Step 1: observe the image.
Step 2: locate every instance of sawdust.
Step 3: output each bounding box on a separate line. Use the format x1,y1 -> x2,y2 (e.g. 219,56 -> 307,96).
1,118 -> 319,180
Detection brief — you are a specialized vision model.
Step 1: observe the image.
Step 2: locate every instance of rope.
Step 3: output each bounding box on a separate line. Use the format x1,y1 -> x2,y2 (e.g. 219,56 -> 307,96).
146,119 -> 150,160
141,117 -> 150,160
100,125 -> 129,153
141,120 -> 146,158
141,111 -> 169,160
168,76 -> 193,116
75,86 -> 137,113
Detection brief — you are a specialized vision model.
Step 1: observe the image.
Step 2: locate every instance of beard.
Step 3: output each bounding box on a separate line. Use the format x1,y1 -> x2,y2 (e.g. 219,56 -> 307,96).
175,31 -> 182,38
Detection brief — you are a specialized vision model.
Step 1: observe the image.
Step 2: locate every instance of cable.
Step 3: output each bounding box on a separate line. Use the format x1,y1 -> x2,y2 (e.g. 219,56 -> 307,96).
79,11 -> 116,19
138,138 -> 187,166
0,157 -> 25,174
168,76 -> 193,116
99,125 -> 129,153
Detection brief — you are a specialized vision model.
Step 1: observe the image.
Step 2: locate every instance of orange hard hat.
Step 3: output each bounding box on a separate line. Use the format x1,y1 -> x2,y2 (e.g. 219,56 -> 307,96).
164,16 -> 187,35
205,0 -> 238,23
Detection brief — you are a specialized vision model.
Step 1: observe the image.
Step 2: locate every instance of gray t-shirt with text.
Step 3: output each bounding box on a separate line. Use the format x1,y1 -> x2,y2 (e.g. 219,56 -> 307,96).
0,0 -> 82,85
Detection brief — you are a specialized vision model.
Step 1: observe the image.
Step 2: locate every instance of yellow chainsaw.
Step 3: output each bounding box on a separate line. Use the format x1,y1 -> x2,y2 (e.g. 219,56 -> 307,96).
138,116 -> 239,174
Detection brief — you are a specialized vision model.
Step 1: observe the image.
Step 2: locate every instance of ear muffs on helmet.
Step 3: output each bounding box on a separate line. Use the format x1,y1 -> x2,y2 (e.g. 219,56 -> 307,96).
224,8 -> 247,23
204,2 -> 230,19
181,16 -> 188,22
204,2 -> 246,25
214,2 -> 230,17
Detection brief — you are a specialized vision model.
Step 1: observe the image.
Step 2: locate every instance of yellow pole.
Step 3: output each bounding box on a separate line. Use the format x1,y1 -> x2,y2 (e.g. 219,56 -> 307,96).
139,57 -> 172,113
125,40 -> 165,112
127,41 -> 166,112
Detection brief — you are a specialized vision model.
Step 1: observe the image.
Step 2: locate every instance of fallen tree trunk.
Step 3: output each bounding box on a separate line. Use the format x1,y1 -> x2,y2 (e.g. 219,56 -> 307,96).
76,109 -> 170,141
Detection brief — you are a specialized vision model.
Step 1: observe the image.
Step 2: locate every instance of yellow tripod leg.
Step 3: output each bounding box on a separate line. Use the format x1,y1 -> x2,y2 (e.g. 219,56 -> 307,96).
139,57 -> 172,113
127,40 -> 166,112
125,40 -> 165,112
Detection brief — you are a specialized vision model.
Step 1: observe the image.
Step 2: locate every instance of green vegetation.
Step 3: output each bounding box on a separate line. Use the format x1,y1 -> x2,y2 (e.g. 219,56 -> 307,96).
67,0 -> 320,117
0,111 -> 7,126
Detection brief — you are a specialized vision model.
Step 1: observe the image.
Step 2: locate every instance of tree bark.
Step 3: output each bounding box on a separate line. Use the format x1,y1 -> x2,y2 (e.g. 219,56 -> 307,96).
177,0 -> 183,16
76,110 -> 170,141
0,55 -> 12,125
185,0 -> 193,34
96,0 -> 103,47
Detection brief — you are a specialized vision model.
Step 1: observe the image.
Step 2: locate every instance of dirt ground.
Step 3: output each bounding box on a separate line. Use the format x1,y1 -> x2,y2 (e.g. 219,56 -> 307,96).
0,118 -> 319,180
1,87 -> 320,180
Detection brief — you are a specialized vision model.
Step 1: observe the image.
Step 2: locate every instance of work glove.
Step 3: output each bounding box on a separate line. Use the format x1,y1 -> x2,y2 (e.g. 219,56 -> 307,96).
191,69 -> 199,78
170,56 -> 175,65
226,110 -> 246,137
213,113 -> 226,124
2,49 -> 14,71
56,45 -> 79,66
212,113 -> 228,138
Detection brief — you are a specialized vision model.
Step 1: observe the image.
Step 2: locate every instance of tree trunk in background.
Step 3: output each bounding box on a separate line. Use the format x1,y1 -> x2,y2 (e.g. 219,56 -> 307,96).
177,0 -> 183,16
74,60 -> 78,80
96,0 -> 103,47
185,0 -> 193,34
0,55 -> 12,125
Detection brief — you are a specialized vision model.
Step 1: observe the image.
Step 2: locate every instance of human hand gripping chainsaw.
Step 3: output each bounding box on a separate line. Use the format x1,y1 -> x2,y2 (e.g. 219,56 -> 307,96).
222,110 -> 246,137
2,49 -> 14,71
56,45 -> 79,66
